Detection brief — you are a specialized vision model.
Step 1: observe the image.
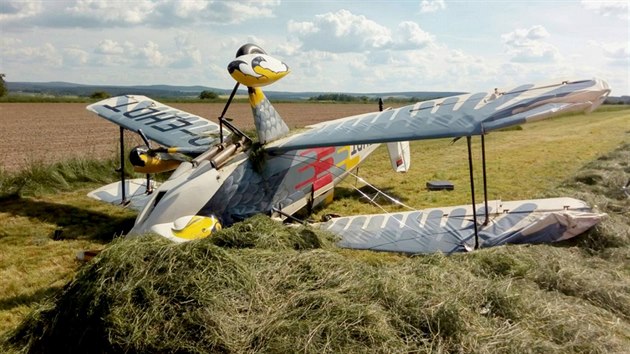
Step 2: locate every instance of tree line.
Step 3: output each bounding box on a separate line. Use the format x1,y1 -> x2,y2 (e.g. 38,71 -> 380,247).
308,93 -> 375,102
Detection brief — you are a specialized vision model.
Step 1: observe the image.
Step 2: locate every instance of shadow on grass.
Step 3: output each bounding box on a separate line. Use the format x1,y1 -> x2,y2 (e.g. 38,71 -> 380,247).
0,286 -> 62,313
0,197 -> 136,243
334,185 -> 410,205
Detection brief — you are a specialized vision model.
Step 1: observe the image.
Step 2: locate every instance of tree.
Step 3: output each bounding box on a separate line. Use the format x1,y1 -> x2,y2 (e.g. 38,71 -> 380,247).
199,90 -> 218,100
90,91 -> 110,99
0,73 -> 7,97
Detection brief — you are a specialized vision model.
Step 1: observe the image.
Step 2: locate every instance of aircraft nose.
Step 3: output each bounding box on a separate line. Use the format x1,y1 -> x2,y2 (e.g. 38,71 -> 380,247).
171,215 -> 222,240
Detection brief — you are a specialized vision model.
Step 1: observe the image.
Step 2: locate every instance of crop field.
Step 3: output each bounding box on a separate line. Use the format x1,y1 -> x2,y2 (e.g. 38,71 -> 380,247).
0,102 -> 381,172
0,103 -> 629,353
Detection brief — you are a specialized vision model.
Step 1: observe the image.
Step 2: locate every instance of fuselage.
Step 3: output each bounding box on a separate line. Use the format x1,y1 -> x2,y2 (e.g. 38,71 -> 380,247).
130,140 -> 379,242
131,44 -> 385,241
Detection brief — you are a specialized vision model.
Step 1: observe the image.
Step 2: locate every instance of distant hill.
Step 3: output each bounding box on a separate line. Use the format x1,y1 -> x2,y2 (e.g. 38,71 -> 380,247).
605,96 -> 630,105
5,81 -> 463,101
6,82 -> 232,99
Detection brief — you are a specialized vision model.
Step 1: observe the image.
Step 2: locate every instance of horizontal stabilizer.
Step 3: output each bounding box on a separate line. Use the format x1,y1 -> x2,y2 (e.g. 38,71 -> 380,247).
317,197 -> 605,254
87,95 -> 227,150
87,178 -> 159,212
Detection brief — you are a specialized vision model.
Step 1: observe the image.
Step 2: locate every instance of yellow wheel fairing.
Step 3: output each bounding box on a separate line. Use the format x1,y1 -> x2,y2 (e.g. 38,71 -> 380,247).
132,154 -> 182,174
171,215 -> 222,240
129,145 -> 183,174
228,53 -> 289,88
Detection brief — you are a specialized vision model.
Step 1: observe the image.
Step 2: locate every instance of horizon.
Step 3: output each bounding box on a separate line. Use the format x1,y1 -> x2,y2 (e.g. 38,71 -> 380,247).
6,80 -> 469,96
1,1 -> 628,95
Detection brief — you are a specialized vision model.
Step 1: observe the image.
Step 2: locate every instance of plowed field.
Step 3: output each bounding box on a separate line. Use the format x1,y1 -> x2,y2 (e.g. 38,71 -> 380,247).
0,102 -> 380,172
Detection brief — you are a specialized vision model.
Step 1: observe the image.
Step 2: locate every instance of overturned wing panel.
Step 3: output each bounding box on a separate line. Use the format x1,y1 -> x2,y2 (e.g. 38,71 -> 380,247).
318,198 -> 605,254
87,178 -> 160,212
87,95 -> 225,149
267,79 -> 609,153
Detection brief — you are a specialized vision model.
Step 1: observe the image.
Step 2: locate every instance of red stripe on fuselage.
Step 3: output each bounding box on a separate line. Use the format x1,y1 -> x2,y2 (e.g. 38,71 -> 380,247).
295,147 -> 335,191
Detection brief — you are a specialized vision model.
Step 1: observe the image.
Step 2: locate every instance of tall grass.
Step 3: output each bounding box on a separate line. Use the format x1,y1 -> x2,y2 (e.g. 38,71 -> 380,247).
0,158 -> 120,199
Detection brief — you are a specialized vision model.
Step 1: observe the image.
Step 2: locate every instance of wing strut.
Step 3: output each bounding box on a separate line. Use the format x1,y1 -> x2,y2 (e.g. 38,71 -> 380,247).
481,132 -> 489,225
118,127 -> 127,205
115,127 -> 156,205
219,83 -> 240,144
466,136 -> 480,249
466,133 -> 491,249
137,129 -> 154,194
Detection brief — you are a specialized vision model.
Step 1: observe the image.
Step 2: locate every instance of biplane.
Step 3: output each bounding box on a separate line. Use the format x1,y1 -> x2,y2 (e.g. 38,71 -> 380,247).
87,43 -> 610,254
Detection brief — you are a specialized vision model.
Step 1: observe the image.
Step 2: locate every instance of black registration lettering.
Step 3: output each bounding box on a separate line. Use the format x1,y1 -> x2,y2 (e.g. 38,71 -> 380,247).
123,107 -> 162,119
152,118 -> 194,132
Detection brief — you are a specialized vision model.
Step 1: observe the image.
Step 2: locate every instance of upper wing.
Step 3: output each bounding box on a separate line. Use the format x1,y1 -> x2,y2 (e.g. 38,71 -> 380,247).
87,95 -> 226,150
267,78 -> 610,153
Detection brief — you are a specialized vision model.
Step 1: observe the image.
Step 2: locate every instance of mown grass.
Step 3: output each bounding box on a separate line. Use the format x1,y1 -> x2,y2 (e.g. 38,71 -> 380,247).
0,106 -> 629,353
0,157 -> 139,336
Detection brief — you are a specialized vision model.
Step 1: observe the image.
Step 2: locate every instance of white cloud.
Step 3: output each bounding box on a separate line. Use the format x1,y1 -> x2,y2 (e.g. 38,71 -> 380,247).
445,49 -> 476,64
367,50 -> 405,66
0,42 -> 63,67
420,0 -> 446,13
287,11 -> 435,55
501,25 -> 560,62
91,35 -> 204,69
588,40 -> 630,60
153,0 -> 279,26
501,25 -> 549,47
170,32 -> 202,68
393,21 -> 434,49
137,41 -> 165,67
0,1 -> 627,95
274,42 -> 300,57
67,0 -> 154,25
63,48 -> 89,65
168,1 -> 208,19
288,20 -> 318,36
581,0 -> 629,20
95,39 -> 125,55
0,37 -> 22,47
288,9 -> 392,52
206,0 -> 277,24
0,0 -> 42,21
1,0 -> 281,29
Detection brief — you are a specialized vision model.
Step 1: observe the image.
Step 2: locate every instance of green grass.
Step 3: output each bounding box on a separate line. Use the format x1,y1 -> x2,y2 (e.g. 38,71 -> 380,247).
0,157 -> 119,198
0,107 -> 629,353
0,157 -> 139,336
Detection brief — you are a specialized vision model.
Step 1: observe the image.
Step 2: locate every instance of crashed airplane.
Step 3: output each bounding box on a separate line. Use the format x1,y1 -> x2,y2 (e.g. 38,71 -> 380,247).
86,43 -> 610,254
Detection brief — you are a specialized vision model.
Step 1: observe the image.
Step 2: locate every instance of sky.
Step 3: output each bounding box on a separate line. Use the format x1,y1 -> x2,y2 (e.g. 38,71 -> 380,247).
1,0 -> 629,95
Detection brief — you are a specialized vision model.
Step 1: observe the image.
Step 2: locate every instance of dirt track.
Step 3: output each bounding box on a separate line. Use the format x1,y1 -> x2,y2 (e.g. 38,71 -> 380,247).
0,102 -> 380,172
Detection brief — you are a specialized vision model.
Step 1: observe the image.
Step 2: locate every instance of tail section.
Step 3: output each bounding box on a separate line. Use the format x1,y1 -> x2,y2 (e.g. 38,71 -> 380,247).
228,44 -> 290,144
248,86 -> 290,144
386,141 -> 411,172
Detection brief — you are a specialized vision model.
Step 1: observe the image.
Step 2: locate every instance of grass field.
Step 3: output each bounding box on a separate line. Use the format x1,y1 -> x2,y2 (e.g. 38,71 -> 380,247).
0,105 -> 629,352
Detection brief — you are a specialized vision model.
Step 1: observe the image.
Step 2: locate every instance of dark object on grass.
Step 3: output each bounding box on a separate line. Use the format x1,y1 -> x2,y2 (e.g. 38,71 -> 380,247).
426,180 -> 454,191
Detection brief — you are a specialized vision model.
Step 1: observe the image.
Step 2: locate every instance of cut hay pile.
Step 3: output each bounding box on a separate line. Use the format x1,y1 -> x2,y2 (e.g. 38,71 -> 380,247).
3,144 -> 629,353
